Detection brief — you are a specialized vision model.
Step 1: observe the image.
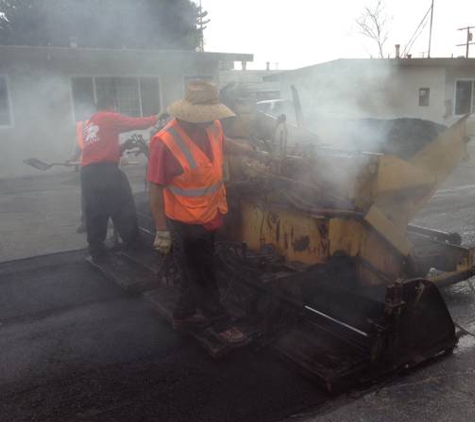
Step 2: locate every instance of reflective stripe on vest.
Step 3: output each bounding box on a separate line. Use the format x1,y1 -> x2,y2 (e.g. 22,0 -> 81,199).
166,181 -> 223,197
155,119 -> 228,224
165,126 -> 197,170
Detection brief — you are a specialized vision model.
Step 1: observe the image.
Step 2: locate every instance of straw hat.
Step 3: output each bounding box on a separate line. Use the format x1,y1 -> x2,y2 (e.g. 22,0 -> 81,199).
167,80 -> 236,124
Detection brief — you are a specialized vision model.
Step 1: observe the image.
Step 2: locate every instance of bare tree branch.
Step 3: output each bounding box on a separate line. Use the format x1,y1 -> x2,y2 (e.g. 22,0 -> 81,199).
356,0 -> 390,58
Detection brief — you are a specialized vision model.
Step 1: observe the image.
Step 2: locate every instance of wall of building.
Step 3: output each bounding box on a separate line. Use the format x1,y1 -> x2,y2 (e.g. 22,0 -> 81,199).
387,67 -> 446,122
0,46 -> 244,179
275,61 -> 448,125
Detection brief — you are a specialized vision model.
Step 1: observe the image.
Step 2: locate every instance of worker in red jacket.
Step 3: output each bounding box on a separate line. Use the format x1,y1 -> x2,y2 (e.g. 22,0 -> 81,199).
81,96 -> 158,262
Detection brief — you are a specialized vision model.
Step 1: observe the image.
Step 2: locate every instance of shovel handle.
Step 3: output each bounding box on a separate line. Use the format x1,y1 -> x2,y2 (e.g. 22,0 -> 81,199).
50,162 -> 80,166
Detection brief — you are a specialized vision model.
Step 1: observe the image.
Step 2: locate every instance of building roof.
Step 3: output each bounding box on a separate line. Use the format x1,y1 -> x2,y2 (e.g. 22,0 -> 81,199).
264,57 -> 475,80
0,44 -> 253,63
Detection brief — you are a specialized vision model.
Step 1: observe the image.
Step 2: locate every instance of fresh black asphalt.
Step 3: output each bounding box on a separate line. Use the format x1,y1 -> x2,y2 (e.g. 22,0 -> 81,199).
0,250 -> 329,422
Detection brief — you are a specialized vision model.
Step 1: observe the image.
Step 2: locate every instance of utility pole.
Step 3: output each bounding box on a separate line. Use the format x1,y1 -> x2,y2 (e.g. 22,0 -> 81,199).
457,26 -> 475,58
197,0 -> 210,53
428,0 -> 434,58
199,0 -> 203,52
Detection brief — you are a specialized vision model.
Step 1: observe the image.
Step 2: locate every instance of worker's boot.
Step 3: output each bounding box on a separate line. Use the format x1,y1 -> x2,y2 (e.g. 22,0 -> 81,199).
76,221 -> 86,234
217,326 -> 249,346
172,313 -> 208,330
90,253 -> 108,265
89,244 -> 108,265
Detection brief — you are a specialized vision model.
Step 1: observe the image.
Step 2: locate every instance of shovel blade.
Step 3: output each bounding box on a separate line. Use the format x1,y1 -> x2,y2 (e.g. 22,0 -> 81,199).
23,158 -> 53,171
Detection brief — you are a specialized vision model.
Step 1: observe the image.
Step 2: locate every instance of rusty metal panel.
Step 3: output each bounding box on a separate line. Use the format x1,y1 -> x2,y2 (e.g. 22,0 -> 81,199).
239,201 -> 329,265
364,205 -> 412,256
329,217 -> 404,285
375,155 -> 436,194
328,218 -> 364,257
407,115 -> 470,217
236,201 -> 405,285
358,230 -> 405,285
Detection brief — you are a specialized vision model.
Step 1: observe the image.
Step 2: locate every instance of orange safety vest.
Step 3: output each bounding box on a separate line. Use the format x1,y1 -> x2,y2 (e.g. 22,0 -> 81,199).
156,119 -> 228,225
76,121 -> 85,151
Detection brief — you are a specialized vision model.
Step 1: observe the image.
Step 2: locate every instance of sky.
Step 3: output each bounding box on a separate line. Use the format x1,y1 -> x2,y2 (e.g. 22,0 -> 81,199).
199,0 -> 475,70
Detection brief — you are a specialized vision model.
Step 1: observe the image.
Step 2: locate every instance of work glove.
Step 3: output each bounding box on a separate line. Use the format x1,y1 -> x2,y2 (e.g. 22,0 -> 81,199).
153,230 -> 172,254
150,112 -> 171,136
121,138 -> 136,152
156,112 -> 170,123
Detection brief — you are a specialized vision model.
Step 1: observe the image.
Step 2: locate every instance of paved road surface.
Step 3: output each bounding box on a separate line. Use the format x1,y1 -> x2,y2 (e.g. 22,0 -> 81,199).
0,251 -> 330,422
1,164 -> 475,422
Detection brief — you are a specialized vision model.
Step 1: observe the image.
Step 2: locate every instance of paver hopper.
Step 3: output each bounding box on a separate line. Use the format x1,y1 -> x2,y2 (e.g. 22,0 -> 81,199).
210,111 -> 474,390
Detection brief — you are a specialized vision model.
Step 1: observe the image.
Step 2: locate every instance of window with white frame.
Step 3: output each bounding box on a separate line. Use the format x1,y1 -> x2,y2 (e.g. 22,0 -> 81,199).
0,77 -> 12,127
418,88 -> 430,107
455,80 -> 475,115
71,76 -> 160,122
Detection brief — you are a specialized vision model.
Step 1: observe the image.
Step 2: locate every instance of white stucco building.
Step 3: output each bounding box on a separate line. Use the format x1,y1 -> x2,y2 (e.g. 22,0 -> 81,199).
0,45 -> 252,178
265,58 -> 475,130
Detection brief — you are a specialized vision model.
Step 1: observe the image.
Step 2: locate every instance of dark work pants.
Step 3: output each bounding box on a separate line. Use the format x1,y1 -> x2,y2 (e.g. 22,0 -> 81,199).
81,163 -> 140,258
168,218 -> 231,331
80,188 -> 86,224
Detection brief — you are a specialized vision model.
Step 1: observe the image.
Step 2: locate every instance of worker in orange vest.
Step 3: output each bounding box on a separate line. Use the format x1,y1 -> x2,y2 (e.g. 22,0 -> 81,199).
76,120 -> 86,154
67,120 -> 86,163
148,80 -> 254,346
66,120 -> 87,233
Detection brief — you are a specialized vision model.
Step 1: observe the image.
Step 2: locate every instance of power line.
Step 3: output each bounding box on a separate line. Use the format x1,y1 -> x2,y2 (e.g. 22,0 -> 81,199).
403,6 -> 432,57
428,0 -> 435,58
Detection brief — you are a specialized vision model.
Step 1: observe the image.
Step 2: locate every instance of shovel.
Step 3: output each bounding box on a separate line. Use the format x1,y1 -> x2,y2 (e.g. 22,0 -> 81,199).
23,158 -> 79,171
